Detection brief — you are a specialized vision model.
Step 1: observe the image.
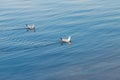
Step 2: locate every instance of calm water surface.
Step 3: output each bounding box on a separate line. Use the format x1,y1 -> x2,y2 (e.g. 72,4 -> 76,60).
0,0 -> 120,80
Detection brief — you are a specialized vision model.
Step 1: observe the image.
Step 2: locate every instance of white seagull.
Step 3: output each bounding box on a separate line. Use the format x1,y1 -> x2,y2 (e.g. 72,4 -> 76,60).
26,24 -> 35,32
61,36 -> 71,44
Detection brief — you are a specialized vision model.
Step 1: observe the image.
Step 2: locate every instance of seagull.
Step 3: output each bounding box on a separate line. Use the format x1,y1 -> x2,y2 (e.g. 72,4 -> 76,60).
26,24 -> 35,32
61,36 -> 71,44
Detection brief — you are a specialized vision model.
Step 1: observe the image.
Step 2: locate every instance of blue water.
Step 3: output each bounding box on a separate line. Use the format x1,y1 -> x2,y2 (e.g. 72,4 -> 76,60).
0,0 -> 120,80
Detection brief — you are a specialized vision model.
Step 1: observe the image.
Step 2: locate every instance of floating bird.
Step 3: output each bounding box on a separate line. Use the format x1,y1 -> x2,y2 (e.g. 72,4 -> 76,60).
61,36 -> 71,44
26,24 -> 35,32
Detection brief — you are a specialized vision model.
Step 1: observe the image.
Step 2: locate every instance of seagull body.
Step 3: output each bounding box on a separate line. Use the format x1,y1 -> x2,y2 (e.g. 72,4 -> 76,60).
61,36 -> 71,43
26,24 -> 35,32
